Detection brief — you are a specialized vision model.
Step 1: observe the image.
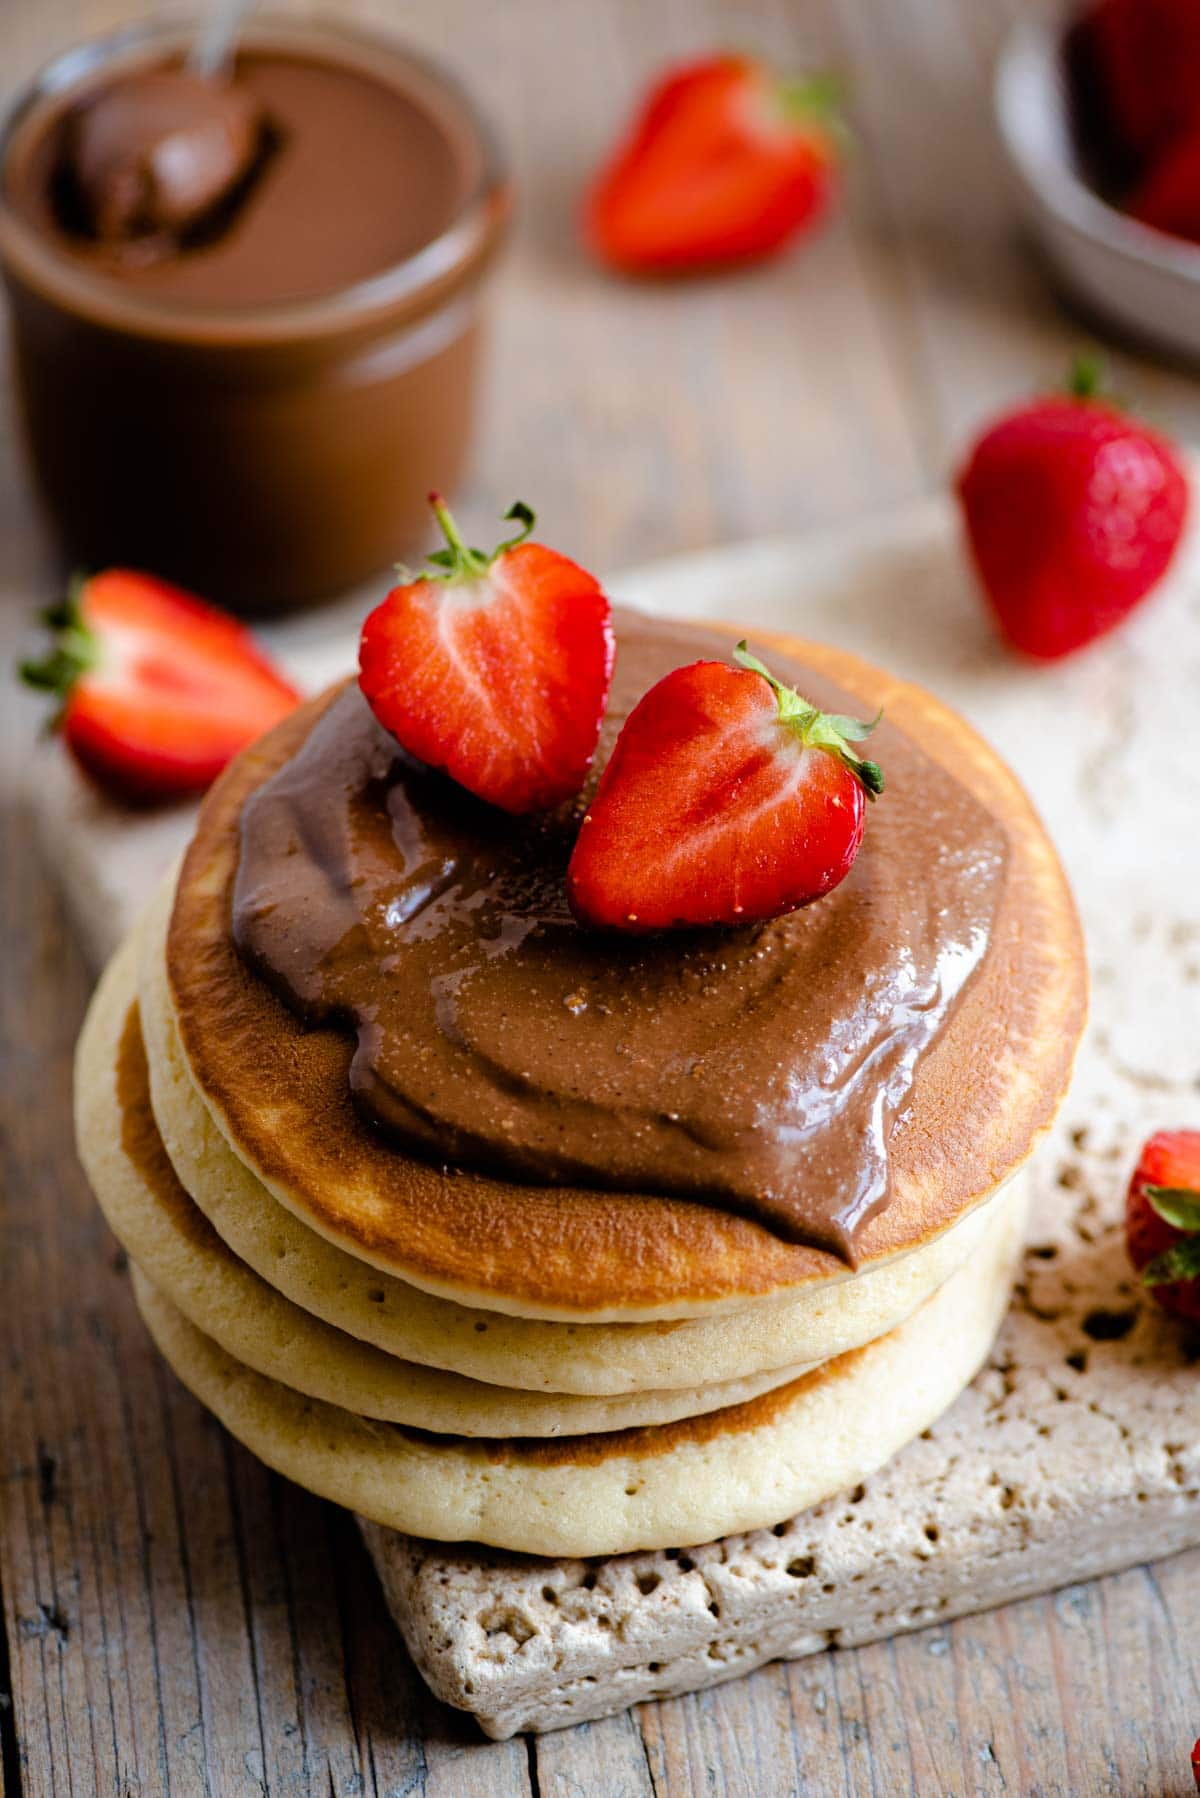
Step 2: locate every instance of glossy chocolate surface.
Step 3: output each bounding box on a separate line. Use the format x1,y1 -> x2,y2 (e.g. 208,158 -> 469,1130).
233,614 -> 1008,1260
13,46 -> 472,303
0,24 -> 509,611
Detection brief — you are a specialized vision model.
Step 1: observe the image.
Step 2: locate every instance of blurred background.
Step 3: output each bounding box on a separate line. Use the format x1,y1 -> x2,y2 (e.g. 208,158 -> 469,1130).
2,0 -> 1198,611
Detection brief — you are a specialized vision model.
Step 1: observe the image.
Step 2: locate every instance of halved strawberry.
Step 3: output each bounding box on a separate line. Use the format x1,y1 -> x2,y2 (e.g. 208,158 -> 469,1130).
584,55 -> 842,274
1192,1735 -> 1200,1792
358,495 -> 614,815
566,643 -> 882,933
20,569 -> 300,805
1125,1129 -> 1200,1325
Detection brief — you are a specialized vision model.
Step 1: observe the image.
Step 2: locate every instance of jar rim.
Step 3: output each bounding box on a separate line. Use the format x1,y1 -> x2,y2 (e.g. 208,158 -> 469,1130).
0,12 -> 512,345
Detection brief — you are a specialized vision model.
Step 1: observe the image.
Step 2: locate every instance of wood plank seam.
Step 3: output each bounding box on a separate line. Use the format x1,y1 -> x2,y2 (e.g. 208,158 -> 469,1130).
0,1567 -> 22,1797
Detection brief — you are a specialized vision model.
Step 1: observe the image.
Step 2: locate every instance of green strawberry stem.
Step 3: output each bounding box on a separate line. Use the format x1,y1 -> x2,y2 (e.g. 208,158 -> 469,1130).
1142,1182 -> 1200,1286
734,642 -> 884,797
419,493 -> 535,583
18,577 -> 98,723
1066,353 -> 1106,402
775,70 -> 848,149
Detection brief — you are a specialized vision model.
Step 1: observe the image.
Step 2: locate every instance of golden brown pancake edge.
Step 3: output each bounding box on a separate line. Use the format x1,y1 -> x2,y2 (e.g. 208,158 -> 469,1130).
166,622 -> 1087,1315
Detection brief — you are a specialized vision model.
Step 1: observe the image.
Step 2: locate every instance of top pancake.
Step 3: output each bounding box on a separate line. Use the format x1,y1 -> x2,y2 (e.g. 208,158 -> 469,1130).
166,618 -> 1086,1320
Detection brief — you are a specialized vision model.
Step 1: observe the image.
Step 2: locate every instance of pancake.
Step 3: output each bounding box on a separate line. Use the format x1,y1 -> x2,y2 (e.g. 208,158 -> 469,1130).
164,618 -> 1085,1320
130,1174 -> 1028,1555
136,888 -> 1013,1394
73,932 -> 827,1435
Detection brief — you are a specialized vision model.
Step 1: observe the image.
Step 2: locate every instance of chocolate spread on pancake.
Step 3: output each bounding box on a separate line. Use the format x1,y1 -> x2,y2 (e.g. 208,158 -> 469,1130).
232,614 -> 1007,1261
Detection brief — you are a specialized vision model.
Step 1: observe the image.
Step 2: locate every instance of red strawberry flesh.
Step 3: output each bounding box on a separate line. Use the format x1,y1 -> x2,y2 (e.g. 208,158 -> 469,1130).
585,55 -> 840,274
1126,1129 -> 1200,1323
358,496 -> 614,815
21,569 -> 300,804
567,645 -> 881,933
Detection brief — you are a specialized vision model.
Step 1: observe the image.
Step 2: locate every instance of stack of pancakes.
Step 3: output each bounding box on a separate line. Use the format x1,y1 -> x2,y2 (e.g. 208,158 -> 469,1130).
75,623 -> 1086,1559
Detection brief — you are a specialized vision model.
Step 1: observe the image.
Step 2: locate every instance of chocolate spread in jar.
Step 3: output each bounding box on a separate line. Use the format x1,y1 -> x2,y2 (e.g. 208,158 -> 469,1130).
232,614 -> 1008,1261
9,45 -> 472,304
0,23 -> 509,611
59,68 -> 266,249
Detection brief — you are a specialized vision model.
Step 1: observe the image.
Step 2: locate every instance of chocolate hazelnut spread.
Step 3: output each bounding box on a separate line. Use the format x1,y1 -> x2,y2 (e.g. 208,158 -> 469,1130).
60,68 -> 265,251
232,614 -> 1008,1261
10,45 -> 473,303
0,22 -> 510,610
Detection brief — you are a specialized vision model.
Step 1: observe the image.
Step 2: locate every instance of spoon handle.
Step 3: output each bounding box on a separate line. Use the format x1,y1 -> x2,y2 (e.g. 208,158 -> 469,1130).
190,0 -> 256,78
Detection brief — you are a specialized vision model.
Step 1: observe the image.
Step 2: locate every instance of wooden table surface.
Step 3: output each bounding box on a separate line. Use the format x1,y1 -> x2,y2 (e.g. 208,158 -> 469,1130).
2,0 -> 1198,1792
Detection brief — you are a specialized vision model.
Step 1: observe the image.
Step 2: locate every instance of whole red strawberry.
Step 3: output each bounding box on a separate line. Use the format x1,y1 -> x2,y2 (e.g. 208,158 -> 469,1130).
1125,1129 -> 1200,1324
956,361 -> 1189,660
1193,1736 -> 1200,1793
566,643 -> 882,933
359,495 -> 613,815
584,55 -> 841,274
19,569 -> 300,804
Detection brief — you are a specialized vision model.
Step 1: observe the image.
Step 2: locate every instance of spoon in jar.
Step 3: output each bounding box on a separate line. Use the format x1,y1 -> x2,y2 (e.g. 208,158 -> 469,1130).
191,0 -> 257,79
66,0 -> 265,246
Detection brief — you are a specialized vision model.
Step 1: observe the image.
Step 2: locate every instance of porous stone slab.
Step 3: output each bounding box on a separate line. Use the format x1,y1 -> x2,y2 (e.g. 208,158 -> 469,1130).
361,1170 -> 1200,1737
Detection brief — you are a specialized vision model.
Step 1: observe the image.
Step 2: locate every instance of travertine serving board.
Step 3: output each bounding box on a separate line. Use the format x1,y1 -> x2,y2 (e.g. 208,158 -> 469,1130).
32,495 -> 1200,1736
363,1189 -> 1200,1737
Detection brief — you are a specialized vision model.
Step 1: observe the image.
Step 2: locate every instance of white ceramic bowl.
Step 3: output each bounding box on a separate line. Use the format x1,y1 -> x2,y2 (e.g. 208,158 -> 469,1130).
996,6 -> 1200,362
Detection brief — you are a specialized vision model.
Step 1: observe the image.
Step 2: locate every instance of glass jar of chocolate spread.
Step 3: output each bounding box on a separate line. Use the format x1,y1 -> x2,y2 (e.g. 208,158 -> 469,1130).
0,18 -> 511,613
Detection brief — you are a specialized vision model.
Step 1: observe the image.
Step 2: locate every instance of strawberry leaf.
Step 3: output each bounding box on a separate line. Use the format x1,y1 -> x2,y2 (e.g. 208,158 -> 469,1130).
822,711 -> 881,743
18,575 -> 99,724
774,72 -> 850,152
1145,1185 -> 1200,1233
734,642 -> 885,798
1142,1238 -> 1200,1286
418,494 -> 537,584
497,501 -> 536,554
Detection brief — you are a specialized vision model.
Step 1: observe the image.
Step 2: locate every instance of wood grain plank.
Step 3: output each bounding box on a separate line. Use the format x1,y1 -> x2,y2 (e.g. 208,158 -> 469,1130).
269,1488 -> 369,1796
1134,1552 -> 1200,1791
638,1660 -> 812,1798
536,1707 -> 656,1797
357,0 -> 927,574
224,1449 -> 313,1795
319,1513 -> 531,1798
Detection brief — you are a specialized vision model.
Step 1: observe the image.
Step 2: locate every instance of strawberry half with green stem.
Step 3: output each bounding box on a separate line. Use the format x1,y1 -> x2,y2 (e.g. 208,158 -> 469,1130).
358,494 -> 614,815
584,54 -> 843,274
19,568 -> 300,805
1126,1129 -> 1200,1324
567,642 -> 882,933
956,357 -> 1189,660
